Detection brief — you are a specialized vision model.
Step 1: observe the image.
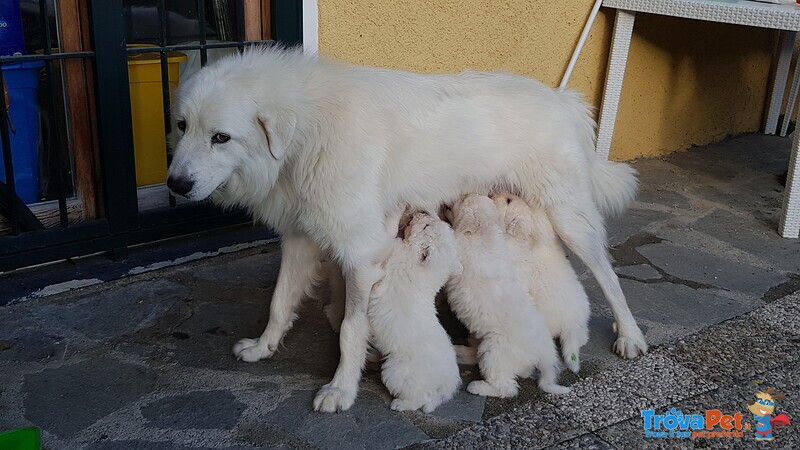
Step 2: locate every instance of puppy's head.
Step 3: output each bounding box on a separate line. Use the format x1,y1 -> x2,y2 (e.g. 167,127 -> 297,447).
490,192 -> 537,238
404,213 -> 462,276
167,52 -> 297,202
450,194 -> 501,236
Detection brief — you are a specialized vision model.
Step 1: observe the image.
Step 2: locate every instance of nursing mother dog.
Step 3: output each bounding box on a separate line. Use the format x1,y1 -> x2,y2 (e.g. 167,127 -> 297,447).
166,45 -> 646,413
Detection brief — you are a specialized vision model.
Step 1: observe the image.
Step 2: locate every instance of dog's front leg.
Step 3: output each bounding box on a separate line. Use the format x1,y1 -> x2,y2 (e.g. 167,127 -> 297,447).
313,261 -> 380,412
233,233 -> 322,362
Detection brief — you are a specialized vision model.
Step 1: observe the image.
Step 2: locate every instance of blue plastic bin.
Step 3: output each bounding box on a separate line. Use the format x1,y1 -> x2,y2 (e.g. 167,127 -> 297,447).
1,61 -> 45,204
0,0 -> 26,56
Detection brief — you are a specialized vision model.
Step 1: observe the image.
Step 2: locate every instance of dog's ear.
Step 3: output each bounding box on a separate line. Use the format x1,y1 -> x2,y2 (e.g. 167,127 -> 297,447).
257,110 -> 296,160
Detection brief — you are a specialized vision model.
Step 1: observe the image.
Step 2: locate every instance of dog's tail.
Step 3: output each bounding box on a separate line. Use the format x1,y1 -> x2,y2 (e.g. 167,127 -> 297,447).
562,89 -> 638,217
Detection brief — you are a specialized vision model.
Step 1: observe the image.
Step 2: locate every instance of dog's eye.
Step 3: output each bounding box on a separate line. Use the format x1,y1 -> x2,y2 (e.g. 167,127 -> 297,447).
212,133 -> 231,145
177,120 -> 186,132
506,198 -> 511,205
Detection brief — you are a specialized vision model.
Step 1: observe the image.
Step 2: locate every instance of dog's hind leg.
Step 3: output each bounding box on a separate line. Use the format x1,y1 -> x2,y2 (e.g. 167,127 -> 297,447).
233,233 -> 322,362
547,201 -> 647,358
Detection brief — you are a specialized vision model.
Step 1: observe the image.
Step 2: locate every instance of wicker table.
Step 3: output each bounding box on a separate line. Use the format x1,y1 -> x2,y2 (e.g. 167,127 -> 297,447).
598,0 -> 800,238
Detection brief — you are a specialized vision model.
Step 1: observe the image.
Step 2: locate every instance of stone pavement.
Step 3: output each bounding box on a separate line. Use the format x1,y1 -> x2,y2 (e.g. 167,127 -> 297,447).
1,134 -> 799,449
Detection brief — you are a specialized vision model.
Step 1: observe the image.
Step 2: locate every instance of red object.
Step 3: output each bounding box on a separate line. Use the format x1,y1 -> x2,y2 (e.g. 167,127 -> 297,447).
771,414 -> 791,427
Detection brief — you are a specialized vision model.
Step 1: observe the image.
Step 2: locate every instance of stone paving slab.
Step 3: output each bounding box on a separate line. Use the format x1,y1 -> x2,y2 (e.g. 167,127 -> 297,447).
658,294 -> 800,386
2,134 -> 800,449
548,354 -> 716,432
417,401 -> 586,450
637,242 -> 786,296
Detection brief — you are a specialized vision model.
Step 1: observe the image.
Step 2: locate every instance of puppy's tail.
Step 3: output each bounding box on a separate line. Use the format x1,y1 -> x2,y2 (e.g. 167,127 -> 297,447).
562,89 -> 638,218
537,362 -> 570,395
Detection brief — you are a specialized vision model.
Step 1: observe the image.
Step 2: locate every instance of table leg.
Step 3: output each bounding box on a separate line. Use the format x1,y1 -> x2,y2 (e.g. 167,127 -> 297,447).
596,9 -> 636,160
765,30 -> 797,135
779,120 -> 800,238
780,63 -> 800,137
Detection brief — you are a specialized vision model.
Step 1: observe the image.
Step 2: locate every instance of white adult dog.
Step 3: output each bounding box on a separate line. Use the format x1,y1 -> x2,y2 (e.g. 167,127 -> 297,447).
492,192 -> 590,373
445,194 -> 569,397
369,211 -> 462,412
166,45 -> 645,412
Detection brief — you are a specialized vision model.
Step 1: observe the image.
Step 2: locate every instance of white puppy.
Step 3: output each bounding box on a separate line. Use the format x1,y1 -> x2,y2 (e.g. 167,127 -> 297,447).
369,212 -> 463,412
445,194 -> 569,397
492,193 -> 590,373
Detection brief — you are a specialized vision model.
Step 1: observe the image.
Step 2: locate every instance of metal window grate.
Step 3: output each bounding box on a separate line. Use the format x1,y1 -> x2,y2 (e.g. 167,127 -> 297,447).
1,0 -> 94,235
0,0 -> 300,272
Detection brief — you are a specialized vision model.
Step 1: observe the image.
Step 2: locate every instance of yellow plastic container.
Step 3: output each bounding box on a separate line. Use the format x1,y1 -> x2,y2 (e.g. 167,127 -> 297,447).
127,46 -> 187,186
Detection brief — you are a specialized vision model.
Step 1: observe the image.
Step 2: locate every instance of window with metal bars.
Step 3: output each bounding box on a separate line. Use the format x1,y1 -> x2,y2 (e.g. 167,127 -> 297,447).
0,0 -> 301,272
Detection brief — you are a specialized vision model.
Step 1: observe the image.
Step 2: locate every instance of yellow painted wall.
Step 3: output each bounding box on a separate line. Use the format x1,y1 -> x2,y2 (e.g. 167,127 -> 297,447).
317,1 -> 778,161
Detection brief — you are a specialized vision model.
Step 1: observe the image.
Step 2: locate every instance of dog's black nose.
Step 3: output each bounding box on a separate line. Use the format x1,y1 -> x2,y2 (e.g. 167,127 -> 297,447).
167,175 -> 194,197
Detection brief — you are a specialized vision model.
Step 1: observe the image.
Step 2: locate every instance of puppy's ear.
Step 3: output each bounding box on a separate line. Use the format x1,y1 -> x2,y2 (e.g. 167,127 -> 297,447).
370,278 -> 388,300
420,246 -> 431,265
456,207 -> 481,235
505,217 -> 520,237
258,110 -> 297,160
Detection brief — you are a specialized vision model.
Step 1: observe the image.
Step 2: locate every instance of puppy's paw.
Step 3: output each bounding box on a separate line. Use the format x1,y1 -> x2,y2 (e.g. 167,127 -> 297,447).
232,338 -> 274,362
422,398 -> 446,414
613,329 -> 648,359
390,398 -> 422,412
467,380 -> 518,398
539,383 -> 571,395
564,355 -> 581,374
313,384 -> 356,413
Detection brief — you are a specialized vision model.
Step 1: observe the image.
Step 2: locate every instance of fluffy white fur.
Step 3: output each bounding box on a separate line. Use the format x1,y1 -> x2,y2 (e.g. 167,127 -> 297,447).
492,192 -> 590,373
369,212 -> 462,412
445,194 -> 569,397
167,46 -> 644,412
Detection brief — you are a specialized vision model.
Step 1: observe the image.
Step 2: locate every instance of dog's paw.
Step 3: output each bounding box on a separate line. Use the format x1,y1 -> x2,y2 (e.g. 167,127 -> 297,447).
313,384 -> 356,413
613,333 -> 648,359
467,380 -> 517,398
232,338 -> 274,362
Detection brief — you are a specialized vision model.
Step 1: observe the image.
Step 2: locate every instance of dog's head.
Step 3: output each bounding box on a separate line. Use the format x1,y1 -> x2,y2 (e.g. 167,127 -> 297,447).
449,194 -> 501,236
404,213 -> 462,276
166,50 -> 299,202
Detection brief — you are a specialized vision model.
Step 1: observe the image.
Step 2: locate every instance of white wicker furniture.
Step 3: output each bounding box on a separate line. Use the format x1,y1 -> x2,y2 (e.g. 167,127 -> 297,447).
597,0 -> 800,238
